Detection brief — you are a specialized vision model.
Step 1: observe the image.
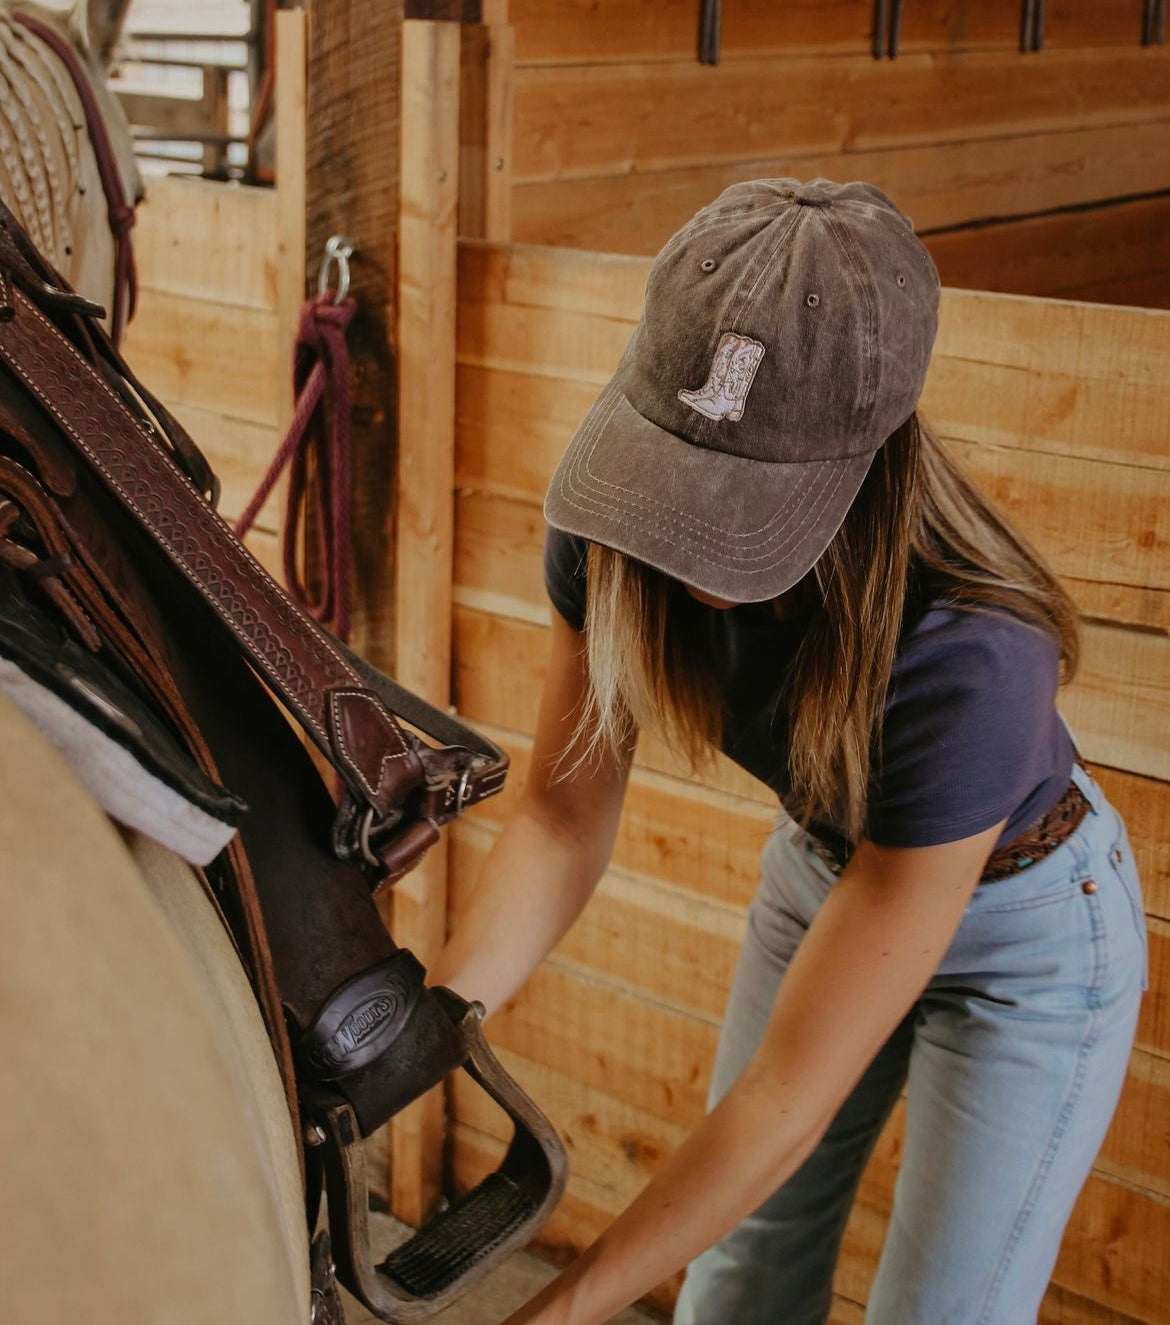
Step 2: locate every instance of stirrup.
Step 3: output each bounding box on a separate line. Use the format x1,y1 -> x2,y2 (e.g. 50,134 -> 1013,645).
307,989 -> 567,1322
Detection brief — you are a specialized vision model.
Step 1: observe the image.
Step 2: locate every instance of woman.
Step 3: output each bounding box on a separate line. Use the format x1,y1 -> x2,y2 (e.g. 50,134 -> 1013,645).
430,180 -> 1148,1325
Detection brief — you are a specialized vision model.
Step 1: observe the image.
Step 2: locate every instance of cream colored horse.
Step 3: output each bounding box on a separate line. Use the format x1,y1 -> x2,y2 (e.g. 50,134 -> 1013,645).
0,8 -> 313,1320
0,0 -> 140,321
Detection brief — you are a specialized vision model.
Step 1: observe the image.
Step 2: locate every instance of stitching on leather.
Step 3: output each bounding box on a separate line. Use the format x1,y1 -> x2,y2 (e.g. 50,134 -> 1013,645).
328,689 -> 410,802
0,292 -> 371,752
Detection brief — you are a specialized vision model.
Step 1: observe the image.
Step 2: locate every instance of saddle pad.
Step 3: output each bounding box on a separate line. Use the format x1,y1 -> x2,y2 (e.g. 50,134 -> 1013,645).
0,565 -> 244,865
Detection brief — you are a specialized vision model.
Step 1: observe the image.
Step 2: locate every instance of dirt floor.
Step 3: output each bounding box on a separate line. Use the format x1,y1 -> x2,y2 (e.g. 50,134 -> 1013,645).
340,1212 -> 659,1325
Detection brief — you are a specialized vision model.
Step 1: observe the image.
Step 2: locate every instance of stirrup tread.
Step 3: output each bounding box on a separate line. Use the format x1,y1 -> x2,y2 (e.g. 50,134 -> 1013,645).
379,1172 -> 537,1298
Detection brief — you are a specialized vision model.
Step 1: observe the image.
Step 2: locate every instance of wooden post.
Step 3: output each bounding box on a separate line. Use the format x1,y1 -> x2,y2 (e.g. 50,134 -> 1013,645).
304,0 -> 403,668
389,15 -> 462,1227
275,10 -> 307,438
459,8 -> 513,241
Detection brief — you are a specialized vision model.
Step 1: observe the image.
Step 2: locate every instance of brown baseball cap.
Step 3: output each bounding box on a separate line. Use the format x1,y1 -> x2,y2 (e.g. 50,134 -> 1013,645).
544,178 -> 941,602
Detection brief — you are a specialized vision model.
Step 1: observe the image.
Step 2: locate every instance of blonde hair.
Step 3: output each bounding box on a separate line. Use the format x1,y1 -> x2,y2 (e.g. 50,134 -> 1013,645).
577,414 -> 1079,841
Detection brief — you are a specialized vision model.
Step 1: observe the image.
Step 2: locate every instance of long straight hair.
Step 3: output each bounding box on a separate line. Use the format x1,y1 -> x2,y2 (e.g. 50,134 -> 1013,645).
578,414 -> 1080,840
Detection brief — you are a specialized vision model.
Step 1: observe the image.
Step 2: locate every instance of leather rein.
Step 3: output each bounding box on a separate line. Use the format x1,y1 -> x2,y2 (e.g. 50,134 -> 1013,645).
12,10 -> 137,347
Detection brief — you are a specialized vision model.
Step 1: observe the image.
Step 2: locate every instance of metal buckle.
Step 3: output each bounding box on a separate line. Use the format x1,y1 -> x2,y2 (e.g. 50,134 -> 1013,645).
453,767 -> 471,816
356,805 -> 381,870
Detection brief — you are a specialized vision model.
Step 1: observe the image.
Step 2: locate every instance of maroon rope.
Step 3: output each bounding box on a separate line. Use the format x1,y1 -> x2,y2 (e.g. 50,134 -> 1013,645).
236,294 -> 357,642
13,12 -> 138,347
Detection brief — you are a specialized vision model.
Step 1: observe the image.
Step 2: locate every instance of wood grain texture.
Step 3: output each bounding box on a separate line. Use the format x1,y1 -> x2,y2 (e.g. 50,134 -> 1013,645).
459,22 -> 514,240
513,122 -> 1170,257
133,177 -> 280,312
511,47 -> 1170,184
391,16 -> 463,1226
927,194 -> 1170,310
509,0 -> 1151,65
305,0 -> 403,666
450,238 -> 1170,1315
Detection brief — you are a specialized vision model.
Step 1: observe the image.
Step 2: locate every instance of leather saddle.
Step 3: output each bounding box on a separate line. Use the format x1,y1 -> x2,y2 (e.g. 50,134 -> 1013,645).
0,201 -> 565,1322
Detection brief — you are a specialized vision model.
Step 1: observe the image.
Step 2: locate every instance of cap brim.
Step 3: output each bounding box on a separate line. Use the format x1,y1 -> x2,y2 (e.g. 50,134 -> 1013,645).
544,382 -> 877,603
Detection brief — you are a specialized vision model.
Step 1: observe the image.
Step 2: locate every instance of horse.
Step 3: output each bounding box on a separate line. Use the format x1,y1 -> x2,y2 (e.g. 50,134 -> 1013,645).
0,9 -> 322,1320
0,0 -> 140,337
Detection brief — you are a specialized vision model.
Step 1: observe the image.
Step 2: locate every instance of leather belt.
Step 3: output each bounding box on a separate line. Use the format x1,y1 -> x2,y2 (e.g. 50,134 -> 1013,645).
802,767 -> 1092,883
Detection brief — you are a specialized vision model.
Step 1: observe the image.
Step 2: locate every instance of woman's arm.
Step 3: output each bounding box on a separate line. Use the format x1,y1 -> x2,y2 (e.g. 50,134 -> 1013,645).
429,612 -> 635,1016
500,820 -> 1008,1325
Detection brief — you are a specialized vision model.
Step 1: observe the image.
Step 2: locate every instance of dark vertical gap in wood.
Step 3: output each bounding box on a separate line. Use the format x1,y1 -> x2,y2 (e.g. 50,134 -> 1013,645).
305,0 -> 404,669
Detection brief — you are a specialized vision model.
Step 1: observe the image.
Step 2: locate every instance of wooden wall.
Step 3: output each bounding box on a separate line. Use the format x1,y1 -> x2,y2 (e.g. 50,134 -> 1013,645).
449,240 -> 1170,1322
121,176 -> 285,575
494,0 -> 1170,308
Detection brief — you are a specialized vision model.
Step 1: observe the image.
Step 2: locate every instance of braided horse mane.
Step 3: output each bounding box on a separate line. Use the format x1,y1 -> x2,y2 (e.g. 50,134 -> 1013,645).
0,0 -> 139,324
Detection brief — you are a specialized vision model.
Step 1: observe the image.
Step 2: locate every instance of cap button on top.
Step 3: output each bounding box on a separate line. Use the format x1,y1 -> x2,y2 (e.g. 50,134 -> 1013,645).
794,183 -> 833,208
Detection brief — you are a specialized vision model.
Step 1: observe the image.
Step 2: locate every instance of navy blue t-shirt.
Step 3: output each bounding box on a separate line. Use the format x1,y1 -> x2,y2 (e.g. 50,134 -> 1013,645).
543,526 -> 1074,855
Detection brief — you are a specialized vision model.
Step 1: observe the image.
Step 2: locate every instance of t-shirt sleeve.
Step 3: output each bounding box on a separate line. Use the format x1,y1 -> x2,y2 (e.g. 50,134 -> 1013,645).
865,609 -> 1063,848
543,525 -> 589,631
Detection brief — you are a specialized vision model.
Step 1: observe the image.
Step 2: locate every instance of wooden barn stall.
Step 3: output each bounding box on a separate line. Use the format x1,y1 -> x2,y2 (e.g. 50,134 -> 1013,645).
446,240 -> 1170,1324
502,0 -> 1170,307
116,1 -> 1170,1321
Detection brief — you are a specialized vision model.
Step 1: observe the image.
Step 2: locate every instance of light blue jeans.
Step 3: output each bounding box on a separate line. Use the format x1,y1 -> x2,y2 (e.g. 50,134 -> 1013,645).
673,763 -> 1147,1325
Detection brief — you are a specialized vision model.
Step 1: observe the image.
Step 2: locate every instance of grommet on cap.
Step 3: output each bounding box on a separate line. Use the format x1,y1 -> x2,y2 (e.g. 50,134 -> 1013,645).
896,273 -> 907,287
1082,880 -> 1098,895
806,292 -> 820,308
700,258 -> 717,272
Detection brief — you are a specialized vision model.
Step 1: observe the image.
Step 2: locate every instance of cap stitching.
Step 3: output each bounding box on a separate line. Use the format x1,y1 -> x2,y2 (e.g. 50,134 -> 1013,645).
822,209 -> 878,434
559,443 -> 853,571
571,385 -> 809,544
729,210 -> 801,332
558,389 -> 855,564
570,387 -> 845,552
559,463 -> 846,569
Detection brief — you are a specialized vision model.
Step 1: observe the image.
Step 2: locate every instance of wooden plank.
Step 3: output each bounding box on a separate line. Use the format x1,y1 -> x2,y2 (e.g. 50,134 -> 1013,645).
275,8 -> 308,437
512,47 -> 1170,183
451,1134 -> 1151,1322
926,195 -> 1170,311
390,15 -> 462,1229
943,438 -> 1170,595
121,290 -> 278,428
305,0 -> 402,665
452,817 -> 752,1011
459,22 -> 514,240
508,0 -> 1148,65
1061,623 -> 1170,783
458,238 -> 647,322
133,176 -> 279,311
512,121 -> 1170,255
1138,920 -> 1169,1062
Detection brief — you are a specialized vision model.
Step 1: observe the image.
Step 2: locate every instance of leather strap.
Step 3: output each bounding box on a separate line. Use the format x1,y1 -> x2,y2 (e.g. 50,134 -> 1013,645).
0,275 -> 507,881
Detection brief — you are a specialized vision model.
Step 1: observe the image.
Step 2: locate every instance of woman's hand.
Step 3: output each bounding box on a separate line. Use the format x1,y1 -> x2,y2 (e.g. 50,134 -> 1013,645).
495,820 -> 1007,1325
429,612 -> 635,1016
